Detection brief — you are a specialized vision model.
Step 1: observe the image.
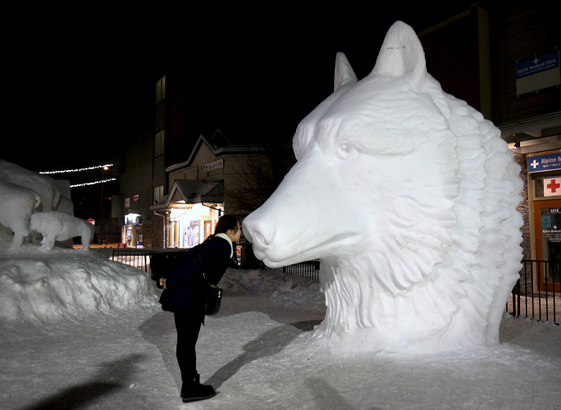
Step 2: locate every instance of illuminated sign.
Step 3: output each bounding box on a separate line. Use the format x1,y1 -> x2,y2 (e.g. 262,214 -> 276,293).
516,51 -> 559,79
528,153 -> 561,173
516,50 -> 560,96
125,213 -> 141,225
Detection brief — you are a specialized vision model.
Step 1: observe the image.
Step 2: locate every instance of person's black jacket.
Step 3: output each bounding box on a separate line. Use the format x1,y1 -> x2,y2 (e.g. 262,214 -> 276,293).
159,235 -> 234,314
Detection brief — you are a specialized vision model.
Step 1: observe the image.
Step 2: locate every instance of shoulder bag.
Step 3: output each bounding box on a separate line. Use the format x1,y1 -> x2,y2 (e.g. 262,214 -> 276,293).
205,281 -> 223,316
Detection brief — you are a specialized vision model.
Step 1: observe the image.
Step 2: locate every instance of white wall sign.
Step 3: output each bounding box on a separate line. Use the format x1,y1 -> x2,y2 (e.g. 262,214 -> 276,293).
205,159 -> 223,172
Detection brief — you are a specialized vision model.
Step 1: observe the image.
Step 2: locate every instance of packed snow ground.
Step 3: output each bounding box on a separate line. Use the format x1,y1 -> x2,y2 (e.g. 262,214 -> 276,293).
0,236 -> 560,409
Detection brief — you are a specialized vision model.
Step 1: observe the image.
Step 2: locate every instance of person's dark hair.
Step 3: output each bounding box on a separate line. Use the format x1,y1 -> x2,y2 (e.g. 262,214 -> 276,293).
214,215 -> 239,235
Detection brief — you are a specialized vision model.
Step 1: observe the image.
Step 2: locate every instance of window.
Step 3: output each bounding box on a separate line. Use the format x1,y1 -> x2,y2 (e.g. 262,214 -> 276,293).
156,75 -> 166,104
154,185 -> 164,203
534,174 -> 561,198
155,130 -> 165,157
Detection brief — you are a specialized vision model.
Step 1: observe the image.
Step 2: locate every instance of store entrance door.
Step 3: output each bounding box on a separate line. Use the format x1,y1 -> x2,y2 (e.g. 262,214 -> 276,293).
534,200 -> 561,293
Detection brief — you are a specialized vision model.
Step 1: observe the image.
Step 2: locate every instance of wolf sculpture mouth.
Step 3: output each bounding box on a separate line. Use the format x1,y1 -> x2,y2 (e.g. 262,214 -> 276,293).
249,231 -> 361,268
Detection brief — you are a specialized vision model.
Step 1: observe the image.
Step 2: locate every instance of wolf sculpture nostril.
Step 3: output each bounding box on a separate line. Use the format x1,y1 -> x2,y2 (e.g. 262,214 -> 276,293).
253,231 -> 267,246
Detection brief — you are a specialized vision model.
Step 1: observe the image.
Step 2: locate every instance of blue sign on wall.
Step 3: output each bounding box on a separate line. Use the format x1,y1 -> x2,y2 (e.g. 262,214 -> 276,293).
516,51 -> 559,79
528,153 -> 561,173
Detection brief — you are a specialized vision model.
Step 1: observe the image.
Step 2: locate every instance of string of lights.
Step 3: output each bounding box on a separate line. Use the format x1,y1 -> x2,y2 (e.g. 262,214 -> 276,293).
39,164 -> 113,175
70,178 -> 116,188
38,164 -> 116,188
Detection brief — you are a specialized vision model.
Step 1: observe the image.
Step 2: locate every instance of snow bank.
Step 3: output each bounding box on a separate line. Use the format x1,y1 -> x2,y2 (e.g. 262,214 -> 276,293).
0,232 -> 158,322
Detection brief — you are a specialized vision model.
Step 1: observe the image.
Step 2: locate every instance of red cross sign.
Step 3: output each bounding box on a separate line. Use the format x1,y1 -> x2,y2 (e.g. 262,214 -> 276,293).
544,177 -> 561,197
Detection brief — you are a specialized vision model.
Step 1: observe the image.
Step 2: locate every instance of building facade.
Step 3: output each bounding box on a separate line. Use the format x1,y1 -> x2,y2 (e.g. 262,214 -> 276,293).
117,66 -> 213,249
150,134 -> 270,247
419,1 -> 560,293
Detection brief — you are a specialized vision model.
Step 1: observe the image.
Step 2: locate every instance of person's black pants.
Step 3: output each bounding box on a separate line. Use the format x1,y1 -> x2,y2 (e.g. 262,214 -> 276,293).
173,308 -> 204,382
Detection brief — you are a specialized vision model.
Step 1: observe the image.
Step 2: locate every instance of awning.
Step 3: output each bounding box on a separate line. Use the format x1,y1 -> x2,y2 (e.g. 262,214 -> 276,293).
150,180 -> 224,210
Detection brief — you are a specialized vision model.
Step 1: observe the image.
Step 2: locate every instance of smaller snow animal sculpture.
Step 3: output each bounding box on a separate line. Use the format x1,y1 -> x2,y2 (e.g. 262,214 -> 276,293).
0,179 -> 41,252
0,160 -> 61,212
30,212 -> 95,251
243,21 -> 523,353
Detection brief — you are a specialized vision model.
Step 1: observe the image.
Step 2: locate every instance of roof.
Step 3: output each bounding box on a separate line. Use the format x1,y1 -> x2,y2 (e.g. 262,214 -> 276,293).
165,134 -> 268,173
150,180 -> 224,210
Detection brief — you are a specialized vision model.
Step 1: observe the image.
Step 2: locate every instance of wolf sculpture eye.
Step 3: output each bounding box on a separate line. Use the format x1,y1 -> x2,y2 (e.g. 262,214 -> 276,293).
337,144 -> 360,160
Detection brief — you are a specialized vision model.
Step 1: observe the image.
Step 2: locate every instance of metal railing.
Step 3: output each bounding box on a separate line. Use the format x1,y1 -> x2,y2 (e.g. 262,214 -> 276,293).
110,249 -> 153,273
110,250 -> 559,324
108,248 -> 321,282
262,259 -> 320,281
109,248 -> 187,276
506,260 -> 559,325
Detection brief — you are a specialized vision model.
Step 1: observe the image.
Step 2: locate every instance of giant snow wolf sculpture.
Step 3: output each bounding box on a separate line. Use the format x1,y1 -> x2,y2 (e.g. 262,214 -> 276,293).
243,21 -> 523,353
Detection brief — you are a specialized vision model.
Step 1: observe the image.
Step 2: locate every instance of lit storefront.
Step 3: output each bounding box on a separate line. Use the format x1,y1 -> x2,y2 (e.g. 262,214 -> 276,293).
520,151 -> 561,293
504,121 -> 561,295
151,180 -> 224,249
123,213 -> 143,248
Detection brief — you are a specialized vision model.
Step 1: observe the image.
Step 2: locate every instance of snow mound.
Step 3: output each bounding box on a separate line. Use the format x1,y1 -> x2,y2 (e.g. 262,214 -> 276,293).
220,268 -> 324,307
0,240 -> 158,323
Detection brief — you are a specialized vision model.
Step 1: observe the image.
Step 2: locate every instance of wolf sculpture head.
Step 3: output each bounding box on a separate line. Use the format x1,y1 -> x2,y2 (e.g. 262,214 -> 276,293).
243,21 -> 523,354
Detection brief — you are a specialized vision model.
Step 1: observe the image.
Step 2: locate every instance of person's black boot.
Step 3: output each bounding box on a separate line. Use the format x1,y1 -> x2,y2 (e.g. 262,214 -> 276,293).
181,374 -> 216,403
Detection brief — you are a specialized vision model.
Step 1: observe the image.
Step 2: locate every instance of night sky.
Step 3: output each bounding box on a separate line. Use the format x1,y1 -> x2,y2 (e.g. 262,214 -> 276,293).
5,2 -> 482,225
7,3 -> 481,173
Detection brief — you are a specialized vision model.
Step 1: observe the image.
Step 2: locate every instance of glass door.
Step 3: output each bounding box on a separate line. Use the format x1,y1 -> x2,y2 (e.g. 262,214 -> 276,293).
534,200 -> 561,292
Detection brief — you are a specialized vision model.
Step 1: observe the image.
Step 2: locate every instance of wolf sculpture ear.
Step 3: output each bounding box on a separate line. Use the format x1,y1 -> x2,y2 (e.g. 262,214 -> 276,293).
371,21 -> 427,90
334,52 -> 358,91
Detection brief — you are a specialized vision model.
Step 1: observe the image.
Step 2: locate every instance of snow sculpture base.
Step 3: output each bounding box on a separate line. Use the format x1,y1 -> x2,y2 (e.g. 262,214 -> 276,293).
243,21 -> 523,354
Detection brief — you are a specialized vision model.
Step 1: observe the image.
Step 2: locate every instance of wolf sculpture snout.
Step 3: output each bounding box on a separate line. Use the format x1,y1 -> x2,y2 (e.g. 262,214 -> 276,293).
242,216 -> 268,246
242,216 -> 268,258
242,211 -> 285,267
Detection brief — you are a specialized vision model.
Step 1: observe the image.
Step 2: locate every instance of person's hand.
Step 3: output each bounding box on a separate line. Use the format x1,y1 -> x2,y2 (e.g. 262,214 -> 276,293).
160,278 -> 167,289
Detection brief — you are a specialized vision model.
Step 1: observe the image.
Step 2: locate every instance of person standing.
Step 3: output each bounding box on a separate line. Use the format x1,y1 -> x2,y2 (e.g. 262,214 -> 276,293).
159,215 -> 240,403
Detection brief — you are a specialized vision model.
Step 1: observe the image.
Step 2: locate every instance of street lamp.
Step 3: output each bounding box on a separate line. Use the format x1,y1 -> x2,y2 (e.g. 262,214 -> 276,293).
100,165 -> 109,244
